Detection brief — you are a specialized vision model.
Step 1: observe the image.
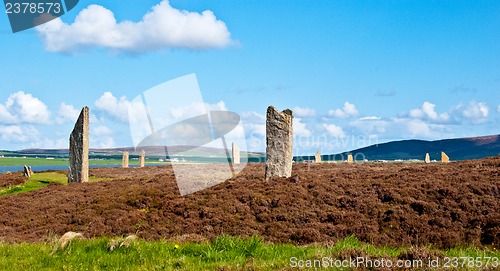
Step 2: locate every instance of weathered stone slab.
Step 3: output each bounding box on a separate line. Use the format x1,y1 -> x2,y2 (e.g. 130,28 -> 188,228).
122,152 -> 129,168
23,165 -> 31,178
68,107 -> 89,183
441,151 -> 449,163
232,143 -> 240,164
347,154 -> 353,163
265,106 -> 293,180
425,153 -> 430,163
315,149 -> 321,163
139,149 -> 145,168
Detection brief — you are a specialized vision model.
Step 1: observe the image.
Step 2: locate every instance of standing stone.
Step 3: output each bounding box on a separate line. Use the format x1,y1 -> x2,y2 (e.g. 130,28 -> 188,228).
441,151 -> 450,163
139,149 -> 145,168
23,165 -> 31,178
315,149 -> 321,163
68,107 -> 89,183
347,154 -> 354,163
122,152 -> 129,168
232,143 -> 240,164
265,106 -> 293,180
424,153 -> 430,163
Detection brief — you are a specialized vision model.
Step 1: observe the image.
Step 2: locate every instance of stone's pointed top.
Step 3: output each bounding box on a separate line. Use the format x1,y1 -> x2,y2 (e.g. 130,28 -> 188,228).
267,106 -> 293,117
425,153 -> 430,163
282,108 -> 293,117
315,149 -> 321,163
441,151 -> 450,163
347,154 -> 353,163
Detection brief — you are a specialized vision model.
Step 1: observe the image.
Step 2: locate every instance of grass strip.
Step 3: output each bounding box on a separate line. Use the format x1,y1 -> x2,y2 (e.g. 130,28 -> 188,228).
0,235 -> 498,270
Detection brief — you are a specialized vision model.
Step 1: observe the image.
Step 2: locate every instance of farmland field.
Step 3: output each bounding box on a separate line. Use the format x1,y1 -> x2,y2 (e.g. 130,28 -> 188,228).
0,157 -> 139,167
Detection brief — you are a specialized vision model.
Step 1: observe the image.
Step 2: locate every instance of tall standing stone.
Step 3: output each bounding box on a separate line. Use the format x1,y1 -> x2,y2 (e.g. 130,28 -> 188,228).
441,151 -> 450,163
347,154 -> 354,163
315,149 -> 321,163
424,153 -> 430,163
139,149 -> 145,168
122,152 -> 129,168
68,107 -> 89,183
265,106 -> 293,180
232,143 -> 240,164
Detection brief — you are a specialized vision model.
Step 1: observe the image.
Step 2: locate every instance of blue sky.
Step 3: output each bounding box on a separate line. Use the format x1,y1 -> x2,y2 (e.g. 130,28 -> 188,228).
0,0 -> 499,155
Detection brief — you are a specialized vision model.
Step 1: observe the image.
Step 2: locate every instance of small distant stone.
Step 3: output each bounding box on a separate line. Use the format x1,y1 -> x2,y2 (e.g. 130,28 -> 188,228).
441,151 -> 450,163
108,234 -> 138,251
120,234 -> 138,247
347,154 -> 354,163
315,149 -> 321,163
23,165 -> 31,178
232,142 -> 241,164
52,231 -> 84,254
122,152 -> 129,168
424,153 -> 430,164
291,175 -> 300,183
139,149 -> 146,168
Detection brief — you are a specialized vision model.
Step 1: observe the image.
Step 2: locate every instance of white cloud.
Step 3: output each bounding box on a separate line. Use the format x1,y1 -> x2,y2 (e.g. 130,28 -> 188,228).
36,0 -> 234,53
350,114 -> 453,140
92,136 -> 116,149
359,116 -> 381,121
97,91 -> 231,126
455,101 -> 489,124
0,125 -> 39,143
0,104 -> 16,123
92,125 -> 112,136
170,100 -> 227,121
0,91 -> 51,124
409,101 -> 450,122
401,119 -> 432,137
240,111 -> 266,151
293,106 -> 316,118
328,101 -> 358,118
241,111 -> 265,137
498,104 -> 500,113
206,101 -> 228,112
392,118 -> 451,139
323,124 -> 345,138
293,118 -> 312,137
95,92 -> 132,122
38,138 -> 68,149
56,103 -> 80,124
350,117 -> 388,134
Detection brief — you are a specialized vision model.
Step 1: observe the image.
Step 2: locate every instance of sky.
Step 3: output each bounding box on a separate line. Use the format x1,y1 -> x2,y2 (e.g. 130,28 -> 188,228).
0,0 -> 499,155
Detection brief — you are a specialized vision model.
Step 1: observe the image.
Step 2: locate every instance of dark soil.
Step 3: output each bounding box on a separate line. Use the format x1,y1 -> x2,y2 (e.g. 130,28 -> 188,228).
0,171 -> 26,188
1,157 -> 499,249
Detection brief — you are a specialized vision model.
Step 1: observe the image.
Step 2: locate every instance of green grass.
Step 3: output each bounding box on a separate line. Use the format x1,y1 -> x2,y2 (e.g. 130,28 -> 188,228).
0,157 -> 147,167
0,235 -> 498,270
0,172 -> 108,196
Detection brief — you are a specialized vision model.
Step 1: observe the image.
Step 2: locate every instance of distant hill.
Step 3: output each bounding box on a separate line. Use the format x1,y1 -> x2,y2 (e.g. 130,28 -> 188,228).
335,134 -> 500,161
15,146 -> 264,159
12,134 -> 500,162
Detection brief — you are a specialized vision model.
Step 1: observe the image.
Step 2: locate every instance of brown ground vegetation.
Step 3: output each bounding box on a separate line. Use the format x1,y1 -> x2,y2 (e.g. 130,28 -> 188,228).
0,157 -> 499,249
0,171 -> 26,188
